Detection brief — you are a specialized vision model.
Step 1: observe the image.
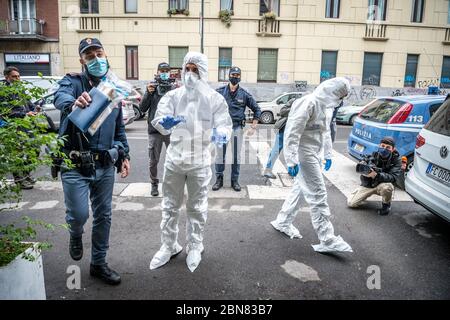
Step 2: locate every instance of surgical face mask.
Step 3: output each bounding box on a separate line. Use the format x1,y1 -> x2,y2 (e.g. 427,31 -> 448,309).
184,71 -> 199,89
160,72 -> 170,81
86,57 -> 108,78
378,147 -> 392,159
229,77 -> 240,85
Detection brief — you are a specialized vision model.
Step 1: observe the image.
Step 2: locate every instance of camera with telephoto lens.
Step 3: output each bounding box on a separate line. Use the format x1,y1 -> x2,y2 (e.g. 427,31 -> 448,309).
153,74 -> 175,96
356,157 -> 380,175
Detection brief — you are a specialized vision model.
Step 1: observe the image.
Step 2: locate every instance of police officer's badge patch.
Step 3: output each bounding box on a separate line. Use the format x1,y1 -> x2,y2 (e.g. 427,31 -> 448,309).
86,38 -> 92,44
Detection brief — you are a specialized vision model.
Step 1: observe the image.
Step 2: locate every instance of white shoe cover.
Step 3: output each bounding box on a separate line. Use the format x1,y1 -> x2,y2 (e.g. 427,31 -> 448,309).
270,220 -> 303,239
186,249 -> 203,272
150,243 -> 183,270
311,235 -> 353,253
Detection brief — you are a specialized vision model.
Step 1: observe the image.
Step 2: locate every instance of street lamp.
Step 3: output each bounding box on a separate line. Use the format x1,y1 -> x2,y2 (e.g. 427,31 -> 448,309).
200,0 -> 204,53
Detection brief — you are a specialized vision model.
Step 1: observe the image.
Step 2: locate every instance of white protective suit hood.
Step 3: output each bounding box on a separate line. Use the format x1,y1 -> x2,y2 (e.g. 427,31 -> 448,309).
313,77 -> 351,111
151,52 -> 232,171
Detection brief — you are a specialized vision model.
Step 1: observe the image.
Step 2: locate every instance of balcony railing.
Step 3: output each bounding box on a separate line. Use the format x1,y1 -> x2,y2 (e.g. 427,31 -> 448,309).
364,23 -> 388,41
444,28 -> 450,45
77,17 -> 101,32
0,19 -> 45,39
257,19 -> 281,37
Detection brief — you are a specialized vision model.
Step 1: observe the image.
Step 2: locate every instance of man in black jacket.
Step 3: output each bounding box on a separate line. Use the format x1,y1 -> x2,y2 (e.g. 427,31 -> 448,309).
347,137 -> 402,215
140,62 -> 176,196
2,66 -> 37,189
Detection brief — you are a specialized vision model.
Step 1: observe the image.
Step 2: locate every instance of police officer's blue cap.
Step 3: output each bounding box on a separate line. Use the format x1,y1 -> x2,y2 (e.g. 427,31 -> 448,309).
158,62 -> 170,70
229,67 -> 241,75
79,38 -> 103,55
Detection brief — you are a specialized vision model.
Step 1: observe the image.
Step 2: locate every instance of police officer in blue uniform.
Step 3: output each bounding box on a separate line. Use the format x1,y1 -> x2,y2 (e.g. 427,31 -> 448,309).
213,67 -> 261,191
54,38 -> 131,285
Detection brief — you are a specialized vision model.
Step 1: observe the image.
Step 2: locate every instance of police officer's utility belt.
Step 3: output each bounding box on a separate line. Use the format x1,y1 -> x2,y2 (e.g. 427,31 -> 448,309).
63,149 -> 113,176
233,119 -> 246,129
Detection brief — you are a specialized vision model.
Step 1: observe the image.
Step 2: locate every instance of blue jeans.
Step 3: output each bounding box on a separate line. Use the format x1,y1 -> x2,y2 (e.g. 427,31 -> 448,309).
266,131 -> 284,169
61,165 -> 115,265
215,126 -> 243,182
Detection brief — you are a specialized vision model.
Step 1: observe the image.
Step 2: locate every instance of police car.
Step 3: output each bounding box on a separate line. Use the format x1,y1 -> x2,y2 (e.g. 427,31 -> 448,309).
347,95 -> 446,188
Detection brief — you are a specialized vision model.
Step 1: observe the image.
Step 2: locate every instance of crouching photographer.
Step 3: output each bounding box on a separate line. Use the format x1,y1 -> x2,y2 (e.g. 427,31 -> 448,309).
347,137 -> 402,216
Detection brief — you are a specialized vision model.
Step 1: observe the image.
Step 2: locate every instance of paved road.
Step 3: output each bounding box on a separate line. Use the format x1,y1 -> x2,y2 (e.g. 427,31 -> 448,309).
3,119 -> 449,299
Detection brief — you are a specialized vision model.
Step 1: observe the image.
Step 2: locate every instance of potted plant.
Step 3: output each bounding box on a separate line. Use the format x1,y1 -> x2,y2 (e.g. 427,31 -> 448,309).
219,10 -> 233,27
0,75 -> 69,299
263,11 -> 277,20
167,8 -> 190,17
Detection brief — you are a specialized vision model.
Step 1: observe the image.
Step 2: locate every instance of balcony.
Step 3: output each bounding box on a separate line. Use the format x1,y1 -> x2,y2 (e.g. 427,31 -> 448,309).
0,19 -> 47,41
443,28 -> 450,45
256,19 -> 281,37
363,23 -> 388,41
77,17 -> 101,33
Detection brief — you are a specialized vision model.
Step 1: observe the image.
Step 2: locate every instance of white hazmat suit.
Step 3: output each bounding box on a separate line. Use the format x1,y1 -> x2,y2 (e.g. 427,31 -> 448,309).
150,52 -> 233,271
271,77 -> 353,253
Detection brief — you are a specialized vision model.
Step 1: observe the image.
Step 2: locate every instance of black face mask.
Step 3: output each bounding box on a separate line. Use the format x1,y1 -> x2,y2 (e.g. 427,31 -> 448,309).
229,77 -> 240,85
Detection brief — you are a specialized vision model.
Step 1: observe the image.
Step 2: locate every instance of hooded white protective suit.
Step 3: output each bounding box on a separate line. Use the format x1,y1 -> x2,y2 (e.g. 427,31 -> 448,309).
270,77 -> 353,253
150,52 -> 232,271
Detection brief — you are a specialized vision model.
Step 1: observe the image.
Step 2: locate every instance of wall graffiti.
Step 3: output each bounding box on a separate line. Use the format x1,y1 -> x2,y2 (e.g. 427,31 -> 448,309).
417,78 -> 440,89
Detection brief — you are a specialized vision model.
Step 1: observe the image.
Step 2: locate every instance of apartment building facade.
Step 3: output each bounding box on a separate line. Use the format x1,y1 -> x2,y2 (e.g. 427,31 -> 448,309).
0,0 -> 61,76
58,0 -> 450,89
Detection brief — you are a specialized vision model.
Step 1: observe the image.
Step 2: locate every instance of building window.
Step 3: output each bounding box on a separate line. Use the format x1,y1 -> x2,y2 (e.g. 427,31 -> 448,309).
441,56 -> 450,89
218,48 -> 232,82
260,0 -> 280,16
125,0 -> 137,13
80,0 -> 99,14
362,52 -> 383,86
257,48 -> 278,83
320,51 -> 338,83
367,0 -> 387,21
404,54 -> 419,88
325,0 -> 340,18
169,0 -> 188,11
220,0 -> 233,11
448,0 -> 450,24
411,0 -> 424,23
169,46 -> 189,70
126,46 -> 138,80
9,0 -> 37,34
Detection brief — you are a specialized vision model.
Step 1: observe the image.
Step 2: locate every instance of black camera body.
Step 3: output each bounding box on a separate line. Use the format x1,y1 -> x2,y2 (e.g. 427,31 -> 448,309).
154,75 -> 175,96
356,156 -> 381,175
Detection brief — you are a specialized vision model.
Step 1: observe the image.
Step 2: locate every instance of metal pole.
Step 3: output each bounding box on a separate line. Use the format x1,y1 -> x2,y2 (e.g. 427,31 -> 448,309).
200,0 -> 204,53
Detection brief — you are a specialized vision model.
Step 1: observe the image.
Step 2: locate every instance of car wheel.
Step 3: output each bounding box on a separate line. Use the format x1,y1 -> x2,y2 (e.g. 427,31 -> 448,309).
349,114 -> 357,125
259,111 -> 274,124
133,105 -> 142,120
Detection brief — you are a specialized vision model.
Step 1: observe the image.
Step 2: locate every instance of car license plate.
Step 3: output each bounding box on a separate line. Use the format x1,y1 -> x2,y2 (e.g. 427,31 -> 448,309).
426,163 -> 450,187
353,143 -> 365,152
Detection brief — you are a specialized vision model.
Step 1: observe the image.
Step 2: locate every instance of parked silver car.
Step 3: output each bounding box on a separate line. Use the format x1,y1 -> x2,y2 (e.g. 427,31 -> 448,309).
248,92 -> 304,124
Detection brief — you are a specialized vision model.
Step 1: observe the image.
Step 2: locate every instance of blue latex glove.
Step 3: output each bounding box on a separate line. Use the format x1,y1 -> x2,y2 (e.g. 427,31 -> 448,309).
288,164 -> 299,177
324,159 -> 332,171
211,128 -> 228,145
159,115 -> 184,130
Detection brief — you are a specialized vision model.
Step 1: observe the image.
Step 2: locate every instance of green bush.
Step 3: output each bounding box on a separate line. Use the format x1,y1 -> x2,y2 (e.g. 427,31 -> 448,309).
0,76 -> 69,267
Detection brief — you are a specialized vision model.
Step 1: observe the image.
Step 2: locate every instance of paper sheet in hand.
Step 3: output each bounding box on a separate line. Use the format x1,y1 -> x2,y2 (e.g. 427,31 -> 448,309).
67,87 -> 111,133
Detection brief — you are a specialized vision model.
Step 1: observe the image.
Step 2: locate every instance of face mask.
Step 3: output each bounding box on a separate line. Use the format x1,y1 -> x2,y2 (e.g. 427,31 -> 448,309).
229,77 -> 240,85
86,57 -> 108,78
160,72 -> 170,81
378,147 -> 392,159
184,71 -> 199,89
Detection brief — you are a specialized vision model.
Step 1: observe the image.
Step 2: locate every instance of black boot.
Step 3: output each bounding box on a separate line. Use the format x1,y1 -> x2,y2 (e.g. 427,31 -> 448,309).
151,183 -> 159,196
212,176 -> 223,191
90,264 -> 121,285
231,180 -> 241,192
377,202 -> 391,216
69,235 -> 83,261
